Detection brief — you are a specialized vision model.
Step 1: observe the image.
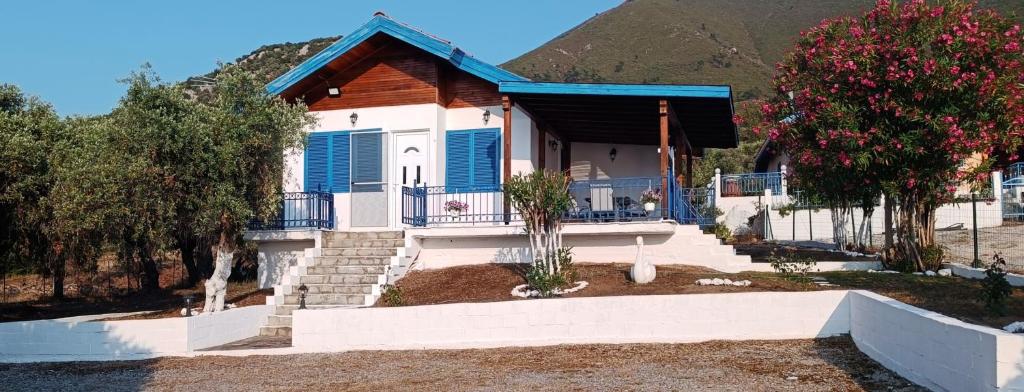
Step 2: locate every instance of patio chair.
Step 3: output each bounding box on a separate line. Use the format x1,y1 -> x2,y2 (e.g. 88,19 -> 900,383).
590,183 -> 616,221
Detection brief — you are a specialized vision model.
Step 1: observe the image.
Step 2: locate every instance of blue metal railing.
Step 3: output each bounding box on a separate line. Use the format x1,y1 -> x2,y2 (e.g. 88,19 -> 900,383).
248,191 -> 334,230
565,177 -> 667,223
720,172 -> 782,197
401,174 -> 719,228
402,184 -> 516,226
1008,162 -> 1024,181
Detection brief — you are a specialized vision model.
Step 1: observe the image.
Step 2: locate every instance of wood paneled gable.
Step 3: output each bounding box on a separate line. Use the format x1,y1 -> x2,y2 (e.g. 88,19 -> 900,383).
291,35 -> 501,111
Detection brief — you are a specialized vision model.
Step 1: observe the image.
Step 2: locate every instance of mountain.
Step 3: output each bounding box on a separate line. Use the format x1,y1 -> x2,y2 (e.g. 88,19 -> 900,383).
501,0 -> 1024,100
185,36 -> 339,88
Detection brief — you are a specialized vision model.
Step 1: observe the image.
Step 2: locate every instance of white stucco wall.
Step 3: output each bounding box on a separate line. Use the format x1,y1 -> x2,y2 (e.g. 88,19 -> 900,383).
0,306 -> 271,362
292,291 -> 851,351
850,291 -> 1024,391
256,239 -> 315,289
409,222 -> 758,272
569,142 -> 661,180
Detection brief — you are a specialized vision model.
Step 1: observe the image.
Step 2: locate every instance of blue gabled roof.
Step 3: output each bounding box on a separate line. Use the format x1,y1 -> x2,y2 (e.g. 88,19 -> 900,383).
266,14 -> 528,96
498,81 -> 732,99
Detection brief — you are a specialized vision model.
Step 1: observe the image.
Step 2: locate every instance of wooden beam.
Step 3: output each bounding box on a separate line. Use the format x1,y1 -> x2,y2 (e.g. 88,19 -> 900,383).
686,146 -> 694,188
537,126 -> 546,170
561,141 -> 572,175
665,101 -> 693,153
503,95 -> 513,224
659,99 -> 669,218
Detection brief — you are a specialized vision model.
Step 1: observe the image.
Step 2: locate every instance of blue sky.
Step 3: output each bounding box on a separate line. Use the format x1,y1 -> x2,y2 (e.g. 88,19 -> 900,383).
1,1 -> 621,116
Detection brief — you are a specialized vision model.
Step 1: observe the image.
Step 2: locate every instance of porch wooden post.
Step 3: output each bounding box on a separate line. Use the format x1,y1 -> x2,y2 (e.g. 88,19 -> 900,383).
537,127 -> 546,170
502,95 -> 513,224
560,141 -> 572,175
686,146 -> 694,188
659,99 -> 669,217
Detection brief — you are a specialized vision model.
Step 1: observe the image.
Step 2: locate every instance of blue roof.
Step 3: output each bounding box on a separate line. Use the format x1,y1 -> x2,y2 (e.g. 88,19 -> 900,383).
498,81 -> 732,99
266,14 -> 528,96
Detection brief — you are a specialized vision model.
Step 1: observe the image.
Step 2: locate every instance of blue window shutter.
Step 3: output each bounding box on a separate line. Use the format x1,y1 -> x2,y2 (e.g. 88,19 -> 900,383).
446,132 -> 472,192
472,130 -> 500,190
351,132 -> 383,192
330,132 -> 350,193
304,133 -> 330,192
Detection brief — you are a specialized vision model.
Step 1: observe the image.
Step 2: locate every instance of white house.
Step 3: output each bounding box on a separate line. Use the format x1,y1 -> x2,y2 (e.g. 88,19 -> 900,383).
245,13 -> 756,336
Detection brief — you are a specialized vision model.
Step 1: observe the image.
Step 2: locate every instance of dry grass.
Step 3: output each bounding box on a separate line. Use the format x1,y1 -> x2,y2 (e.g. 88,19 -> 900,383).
0,337 -> 923,391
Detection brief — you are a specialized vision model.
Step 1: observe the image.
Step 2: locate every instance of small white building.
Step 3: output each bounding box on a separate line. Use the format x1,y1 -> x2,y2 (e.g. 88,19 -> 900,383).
246,14 -> 757,331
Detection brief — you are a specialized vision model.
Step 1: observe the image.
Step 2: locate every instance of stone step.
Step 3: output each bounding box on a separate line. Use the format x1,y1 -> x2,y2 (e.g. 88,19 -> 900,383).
326,231 -> 403,240
323,238 -> 406,249
282,293 -> 365,305
272,304 -> 347,316
321,248 -> 398,257
304,265 -> 388,275
259,326 -> 292,337
312,256 -> 393,266
287,284 -> 373,295
298,274 -> 380,285
266,315 -> 292,327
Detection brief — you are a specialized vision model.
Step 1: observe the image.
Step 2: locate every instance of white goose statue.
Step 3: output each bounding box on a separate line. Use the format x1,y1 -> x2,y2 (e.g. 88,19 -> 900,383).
630,235 -> 656,284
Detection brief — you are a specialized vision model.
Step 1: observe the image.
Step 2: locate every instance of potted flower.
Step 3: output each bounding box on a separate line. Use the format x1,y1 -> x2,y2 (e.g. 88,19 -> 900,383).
444,200 -> 469,219
641,188 -> 661,212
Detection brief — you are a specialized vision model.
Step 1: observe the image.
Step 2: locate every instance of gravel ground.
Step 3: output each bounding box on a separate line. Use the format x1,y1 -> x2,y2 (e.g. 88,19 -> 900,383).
0,337 -> 923,391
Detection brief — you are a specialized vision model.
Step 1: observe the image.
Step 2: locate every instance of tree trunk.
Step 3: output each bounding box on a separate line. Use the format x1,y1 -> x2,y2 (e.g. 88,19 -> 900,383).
196,235 -> 215,279
203,215 -> 235,313
178,236 -> 200,287
50,257 -> 65,300
882,193 -> 896,266
138,242 -> 161,292
892,193 -> 938,271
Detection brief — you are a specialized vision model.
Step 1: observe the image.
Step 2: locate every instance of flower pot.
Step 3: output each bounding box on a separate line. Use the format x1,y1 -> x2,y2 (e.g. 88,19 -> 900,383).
448,210 -> 462,220
644,202 -> 657,212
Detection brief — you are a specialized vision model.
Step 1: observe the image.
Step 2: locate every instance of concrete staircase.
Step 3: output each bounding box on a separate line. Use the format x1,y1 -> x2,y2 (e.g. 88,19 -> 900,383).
260,231 -> 406,337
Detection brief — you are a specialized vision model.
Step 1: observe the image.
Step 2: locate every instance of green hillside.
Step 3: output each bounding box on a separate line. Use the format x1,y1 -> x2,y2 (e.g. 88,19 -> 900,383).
501,0 -> 1024,100
185,36 -> 339,88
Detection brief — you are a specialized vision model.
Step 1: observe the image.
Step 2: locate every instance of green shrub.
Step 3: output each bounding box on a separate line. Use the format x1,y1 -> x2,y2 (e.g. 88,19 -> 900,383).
920,245 -> 944,271
525,247 -> 576,297
981,254 -> 1013,316
768,251 -> 817,282
381,284 -> 403,307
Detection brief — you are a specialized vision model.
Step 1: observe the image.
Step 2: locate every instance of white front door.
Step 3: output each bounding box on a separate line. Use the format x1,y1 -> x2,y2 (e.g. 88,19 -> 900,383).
394,131 -> 429,227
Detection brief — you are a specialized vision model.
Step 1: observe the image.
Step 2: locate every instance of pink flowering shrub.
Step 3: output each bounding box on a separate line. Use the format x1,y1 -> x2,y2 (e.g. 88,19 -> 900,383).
756,0 -> 1024,269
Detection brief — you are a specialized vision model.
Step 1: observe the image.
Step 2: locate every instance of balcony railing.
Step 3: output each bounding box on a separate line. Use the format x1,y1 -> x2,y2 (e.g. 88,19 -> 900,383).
248,191 -> 334,230
402,175 -> 716,228
720,172 -> 782,197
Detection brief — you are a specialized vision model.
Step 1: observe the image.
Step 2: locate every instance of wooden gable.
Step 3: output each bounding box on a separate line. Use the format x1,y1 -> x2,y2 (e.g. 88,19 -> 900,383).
291,36 -> 501,111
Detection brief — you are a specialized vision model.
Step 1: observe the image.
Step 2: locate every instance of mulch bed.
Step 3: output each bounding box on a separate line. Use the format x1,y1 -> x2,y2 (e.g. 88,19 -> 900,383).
383,263 -> 1024,329
0,336 -> 923,391
733,242 -> 879,262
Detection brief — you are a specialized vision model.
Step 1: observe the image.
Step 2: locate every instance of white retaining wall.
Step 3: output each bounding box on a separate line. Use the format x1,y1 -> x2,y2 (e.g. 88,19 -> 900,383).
409,222 -> 759,272
0,305 -> 271,362
850,291 -> 1024,391
945,263 -> 1024,287
292,291 -> 851,351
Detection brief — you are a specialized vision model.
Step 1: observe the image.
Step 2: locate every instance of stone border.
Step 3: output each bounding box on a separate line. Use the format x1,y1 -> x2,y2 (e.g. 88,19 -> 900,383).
0,305 -> 271,363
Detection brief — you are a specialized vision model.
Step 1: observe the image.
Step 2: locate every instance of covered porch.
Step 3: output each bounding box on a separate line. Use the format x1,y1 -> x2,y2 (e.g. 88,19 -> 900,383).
403,81 -> 738,228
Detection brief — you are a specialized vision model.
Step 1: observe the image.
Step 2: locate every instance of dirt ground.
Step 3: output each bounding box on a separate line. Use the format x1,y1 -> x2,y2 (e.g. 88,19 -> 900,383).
386,263 -> 1024,329
0,254 -> 267,322
0,337 -> 923,392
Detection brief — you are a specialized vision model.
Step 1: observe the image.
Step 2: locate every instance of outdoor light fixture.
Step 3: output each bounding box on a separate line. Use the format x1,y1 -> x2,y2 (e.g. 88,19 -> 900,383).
298,284 -> 309,310
350,112 -> 358,126
183,295 -> 194,317
482,109 -> 491,124
549,139 -> 559,151
327,86 -> 341,98
609,147 -> 618,162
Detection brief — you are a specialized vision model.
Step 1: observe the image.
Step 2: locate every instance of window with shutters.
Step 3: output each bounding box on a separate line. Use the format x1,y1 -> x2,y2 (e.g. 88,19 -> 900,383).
445,128 -> 501,193
304,131 -> 351,193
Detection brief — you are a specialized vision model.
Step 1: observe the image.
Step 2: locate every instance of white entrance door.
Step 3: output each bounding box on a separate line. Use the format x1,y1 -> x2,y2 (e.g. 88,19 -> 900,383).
394,132 -> 429,227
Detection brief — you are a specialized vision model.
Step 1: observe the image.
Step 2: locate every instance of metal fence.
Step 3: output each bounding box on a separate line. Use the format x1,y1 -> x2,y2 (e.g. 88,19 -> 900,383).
401,174 -> 717,228
720,172 -> 782,197
248,191 -> 334,230
931,194 -> 1023,270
